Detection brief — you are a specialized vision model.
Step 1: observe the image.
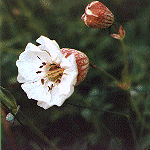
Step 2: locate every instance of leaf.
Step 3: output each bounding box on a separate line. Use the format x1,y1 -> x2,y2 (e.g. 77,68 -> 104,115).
0,86 -> 17,110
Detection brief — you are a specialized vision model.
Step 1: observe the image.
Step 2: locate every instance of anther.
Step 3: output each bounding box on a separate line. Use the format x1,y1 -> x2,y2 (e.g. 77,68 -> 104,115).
37,56 -> 41,60
48,84 -> 53,91
36,71 -> 42,74
42,62 -> 46,65
41,79 -> 44,85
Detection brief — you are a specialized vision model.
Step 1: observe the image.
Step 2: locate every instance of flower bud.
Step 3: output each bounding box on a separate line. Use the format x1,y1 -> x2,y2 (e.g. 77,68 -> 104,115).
61,48 -> 89,85
81,1 -> 114,29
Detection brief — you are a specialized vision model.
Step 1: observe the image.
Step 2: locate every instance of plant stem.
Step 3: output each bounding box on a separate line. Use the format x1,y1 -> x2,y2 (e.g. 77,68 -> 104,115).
89,63 -> 120,84
120,40 -> 130,84
113,23 -> 130,86
67,102 -> 128,118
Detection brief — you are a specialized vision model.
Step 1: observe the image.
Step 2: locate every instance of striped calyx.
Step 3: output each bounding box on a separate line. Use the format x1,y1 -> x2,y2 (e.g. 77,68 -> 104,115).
61,48 -> 89,85
81,1 -> 114,29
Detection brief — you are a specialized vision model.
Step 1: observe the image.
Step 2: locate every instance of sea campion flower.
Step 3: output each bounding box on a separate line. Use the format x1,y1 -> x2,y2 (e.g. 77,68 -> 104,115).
16,36 -> 79,109
81,1 -> 114,29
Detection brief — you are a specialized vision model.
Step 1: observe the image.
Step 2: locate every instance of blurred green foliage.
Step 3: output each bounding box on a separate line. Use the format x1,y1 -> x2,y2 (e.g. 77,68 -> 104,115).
1,0 -> 150,149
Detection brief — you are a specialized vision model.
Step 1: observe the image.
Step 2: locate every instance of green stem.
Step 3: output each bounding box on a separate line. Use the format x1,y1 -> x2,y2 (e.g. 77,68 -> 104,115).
67,102 -> 128,118
120,40 -> 129,84
90,63 -> 120,84
113,23 -> 130,85
130,96 -> 142,121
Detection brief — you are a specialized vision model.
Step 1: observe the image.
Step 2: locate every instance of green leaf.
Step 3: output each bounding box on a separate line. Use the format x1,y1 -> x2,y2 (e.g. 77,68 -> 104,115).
0,86 -> 17,110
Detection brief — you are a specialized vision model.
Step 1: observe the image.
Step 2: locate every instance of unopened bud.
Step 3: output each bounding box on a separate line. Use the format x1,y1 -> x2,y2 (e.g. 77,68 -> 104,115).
81,1 -> 114,29
61,48 -> 89,85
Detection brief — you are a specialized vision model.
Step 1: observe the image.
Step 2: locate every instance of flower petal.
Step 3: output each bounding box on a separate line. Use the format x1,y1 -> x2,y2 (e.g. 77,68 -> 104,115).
21,80 -> 52,105
58,80 -> 75,95
36,35 -> 63,64
37,101 -> 55,109
61,54 -> 78,75
17,72 -> 26,83
16,43 -> 52,82
23,43 -> 52,63
51,84 -> 74,106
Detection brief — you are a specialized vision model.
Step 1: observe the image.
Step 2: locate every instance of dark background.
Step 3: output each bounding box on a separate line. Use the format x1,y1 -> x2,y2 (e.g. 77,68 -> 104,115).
1,0 -> 150,149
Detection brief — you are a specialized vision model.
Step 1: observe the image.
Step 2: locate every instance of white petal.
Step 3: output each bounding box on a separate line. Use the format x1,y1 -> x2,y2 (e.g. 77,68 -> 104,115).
36,35 -> 63,64
61,73 -> 77,87
23,43 -> 52,63
60,54 -> 78,85
16,43 -> 52,82
16,60 -> 42,82
17,72 -> 26,83
66,54 -> 78,69
61,54 -> 78,74
21,80 -> 52,103
58,81 -> 74,95
51,84 -> 74,106
37,101 -> 55,109
20,80 -> 64,109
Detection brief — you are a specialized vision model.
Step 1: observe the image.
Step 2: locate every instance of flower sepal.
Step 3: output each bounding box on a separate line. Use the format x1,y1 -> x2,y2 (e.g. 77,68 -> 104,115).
110,25 -> 125,40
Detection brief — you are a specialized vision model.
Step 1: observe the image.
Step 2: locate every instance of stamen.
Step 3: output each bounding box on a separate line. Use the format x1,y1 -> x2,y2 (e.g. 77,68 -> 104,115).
41,79 -> 44,85
42,62 -> 46,65
37,56 -> 41,60
55,79 -> 61,83
48,84 -> 53,91
45,63 -> 64,84
59,73 -> 63,76
36,71 -> 42,74
39,62 -> 46,68
47,68 -> 63,78
49,64 -> 58,71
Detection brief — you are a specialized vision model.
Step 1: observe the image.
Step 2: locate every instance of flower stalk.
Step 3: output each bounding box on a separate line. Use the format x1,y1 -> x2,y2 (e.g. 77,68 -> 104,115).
90,63 -> 120,84
66,102 -> 128,117
110,23 -> 130,89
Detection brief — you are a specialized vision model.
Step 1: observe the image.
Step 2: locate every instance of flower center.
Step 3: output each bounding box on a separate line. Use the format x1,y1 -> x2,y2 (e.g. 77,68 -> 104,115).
36,60 -> 64,90
47,64 -> 64,83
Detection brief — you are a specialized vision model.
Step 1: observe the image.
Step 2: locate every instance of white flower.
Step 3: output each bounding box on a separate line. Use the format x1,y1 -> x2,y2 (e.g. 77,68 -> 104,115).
16,35 -> 78,109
